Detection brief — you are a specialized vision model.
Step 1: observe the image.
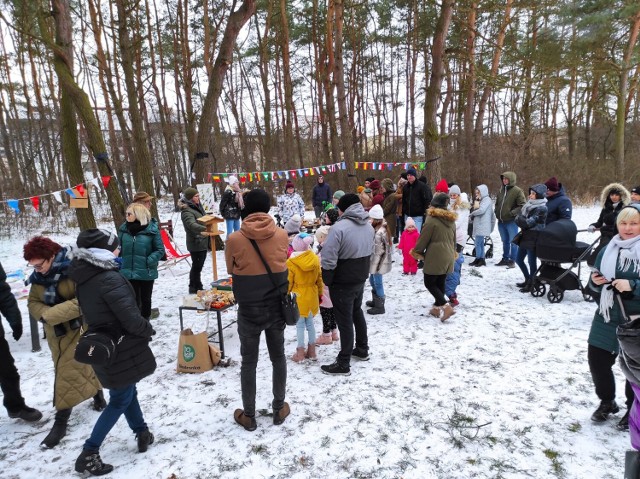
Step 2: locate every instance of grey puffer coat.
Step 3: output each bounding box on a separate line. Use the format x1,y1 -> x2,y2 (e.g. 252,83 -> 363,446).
470,184 -> 495,237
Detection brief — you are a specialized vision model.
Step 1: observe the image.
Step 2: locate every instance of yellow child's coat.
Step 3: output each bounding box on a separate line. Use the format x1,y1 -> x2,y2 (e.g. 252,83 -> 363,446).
287,250 -> 324,317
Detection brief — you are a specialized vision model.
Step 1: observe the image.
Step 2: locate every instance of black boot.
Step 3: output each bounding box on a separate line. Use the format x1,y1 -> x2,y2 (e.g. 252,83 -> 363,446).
469,258 -> 479,266
93,390 -> 107,412
136,429 -> 155,453
516,280 -> 528,288
74,450 -> 114,476
519,280 -> 533,293
41,408 -> 71,448
365,292 -> 377,308
474,258 -> 486,267
8,405 -> 42,422
367,295 -> 385,315
591,400 -> 619,422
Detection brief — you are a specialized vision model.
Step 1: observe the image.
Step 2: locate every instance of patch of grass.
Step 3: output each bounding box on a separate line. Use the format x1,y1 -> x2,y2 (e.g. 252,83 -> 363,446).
514,425 -> 532,437
320,435 -> 331,448
543,448 -> 565,477
566,376 -> 576,385
250,444 -> 269,456
568,422 -> 581,433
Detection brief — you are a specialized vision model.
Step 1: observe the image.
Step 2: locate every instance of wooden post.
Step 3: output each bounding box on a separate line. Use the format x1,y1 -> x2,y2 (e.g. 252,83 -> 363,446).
197,215 -> 225,285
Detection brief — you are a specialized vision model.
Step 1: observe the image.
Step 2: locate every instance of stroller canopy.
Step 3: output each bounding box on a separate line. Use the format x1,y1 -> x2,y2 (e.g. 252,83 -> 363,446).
535,219 -> 587,263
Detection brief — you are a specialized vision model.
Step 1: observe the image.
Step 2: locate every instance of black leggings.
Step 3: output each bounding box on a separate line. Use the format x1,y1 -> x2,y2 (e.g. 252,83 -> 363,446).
320,307 -> 336,334
424,273 -> 447,306
588,344 -> 634,409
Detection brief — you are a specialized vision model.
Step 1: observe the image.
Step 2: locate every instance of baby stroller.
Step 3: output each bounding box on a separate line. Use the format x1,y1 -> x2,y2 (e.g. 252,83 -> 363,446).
530,219 -> 599,303
464,221 -> 494,259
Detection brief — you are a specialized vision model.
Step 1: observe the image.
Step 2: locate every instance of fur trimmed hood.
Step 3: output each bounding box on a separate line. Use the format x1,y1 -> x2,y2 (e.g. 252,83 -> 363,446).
600,182 -> 631,206
427,206 -> 458,222
67,247 -> 120,285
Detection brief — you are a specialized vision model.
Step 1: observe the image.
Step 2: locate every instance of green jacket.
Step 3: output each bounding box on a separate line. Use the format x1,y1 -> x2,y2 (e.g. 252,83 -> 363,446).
118,218 -> 165,281
494,171 -> 526,222
588,247 -> 640,353
179,199 -> 209,252
413,207 -> 457,275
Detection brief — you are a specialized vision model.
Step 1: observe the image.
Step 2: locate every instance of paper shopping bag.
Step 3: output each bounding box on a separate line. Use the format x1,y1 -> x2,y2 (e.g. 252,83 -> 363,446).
176,329 -> 213,373
209,344 -> 222,366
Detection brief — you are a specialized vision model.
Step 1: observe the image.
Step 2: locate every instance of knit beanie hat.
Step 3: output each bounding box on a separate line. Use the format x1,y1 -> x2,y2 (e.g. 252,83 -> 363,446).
407,168 -> 417,178
183,187 -> 198,200
370,180 -> 381,191
333,190 -> 345,201
530,184 -> 548,200
325,208 -> 339,225
285,214 -> 302,234
77,229 -> 120,252
337,193 -> 361,212
227,175 -> 239,185
381,178 -> 394,192
405,217 -> 416,229
448,184 -> 461,195
357,186 -> 365,194
631,186 -> 640,195
241,189 -> 271,219
544,177 -> 560,192
315,225 -> 331,244
435,179 -> 449,193
369,204 -> 384,220
430,192 -> 450,209
285,180 -> 295,190
292,233 -> 314,252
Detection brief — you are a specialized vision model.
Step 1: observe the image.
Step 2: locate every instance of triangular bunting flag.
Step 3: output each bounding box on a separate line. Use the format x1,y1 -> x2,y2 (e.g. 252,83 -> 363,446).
7,199 -> 20,214
75,184 -> 85,198
52,192 -> 63,204
101,176 -> 111,189
65,188 -> 76,198
30,196 -> 39,212
90,177 -> 101,190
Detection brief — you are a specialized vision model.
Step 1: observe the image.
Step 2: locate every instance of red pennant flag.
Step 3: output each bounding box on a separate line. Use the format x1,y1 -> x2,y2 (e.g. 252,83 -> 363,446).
212,175 -> 221,183
30,196 -> 39,212
75,184 -> 86,198
101,176 -> 111,189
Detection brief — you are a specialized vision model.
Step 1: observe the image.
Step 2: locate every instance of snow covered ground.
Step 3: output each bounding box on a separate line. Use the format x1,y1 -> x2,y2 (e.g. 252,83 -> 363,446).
0,203 -> 631,479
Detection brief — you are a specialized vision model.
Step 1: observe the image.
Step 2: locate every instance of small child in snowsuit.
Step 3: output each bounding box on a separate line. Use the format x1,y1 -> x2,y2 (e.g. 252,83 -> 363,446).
314,225 -> 338,345
287,233 -> 323,362
284,214 -> 302,258
397,217 -> 420,274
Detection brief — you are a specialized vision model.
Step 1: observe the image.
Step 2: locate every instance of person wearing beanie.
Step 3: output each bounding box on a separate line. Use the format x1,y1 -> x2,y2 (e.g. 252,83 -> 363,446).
320,192 -> 375,375
381,178 -> 397,240
435,179 -> 449,194
402,168 -> 432,232
366,205 -> 392,315
587,183 -> 631,264
469,184 -> 496,267
225,187 -> 290,431
332,190 -> 345,205
513,184 -> 548,293
398,217 -> 420,274
312,175 -> 333,219
24,235 -> 105,449
494,172 -> 526,269
323,207 -> 340,226
444,188 -> 471,306
314,226 -> 339,345
631,186 -> 640,204
544,176 -> 573,224
370,180 -> 385,209
287,233 -> 323,362
118,203 -> 164,321
179,186 -> 208,294
0,262 -> 43,424
277,180 -> 305,226
364,177 -> 375,188
219,175 -> 244,238
284,214 -> 302,257
412,192 -> 457,322
68,230 -> 156,476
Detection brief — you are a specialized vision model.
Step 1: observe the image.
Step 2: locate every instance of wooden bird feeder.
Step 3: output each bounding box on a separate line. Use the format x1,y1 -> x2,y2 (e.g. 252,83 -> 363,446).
69,187 -> 89,209
197,215 -> 225,283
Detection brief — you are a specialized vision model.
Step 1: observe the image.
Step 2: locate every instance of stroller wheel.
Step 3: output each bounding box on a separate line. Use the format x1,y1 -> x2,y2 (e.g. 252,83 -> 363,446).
547,287 -> 564,303
530,280 -> 546,297
583,293 -> 596,303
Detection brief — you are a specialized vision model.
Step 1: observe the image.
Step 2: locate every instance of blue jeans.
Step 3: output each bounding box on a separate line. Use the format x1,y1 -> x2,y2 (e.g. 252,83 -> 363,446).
445,252 -> 464,297
296,312 -> 317,347
498,221 -> 519,262
225,218 -> 241,237
369,273 -> 384,298
474,235 -> 485,259
405,215 -> 423,232
328,283 -> 368,367
237,302 -> 287,417
516,247 -> 537,280
83,384 -> 147,452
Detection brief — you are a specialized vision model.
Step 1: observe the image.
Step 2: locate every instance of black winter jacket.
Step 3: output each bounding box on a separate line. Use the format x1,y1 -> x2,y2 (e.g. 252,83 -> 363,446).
68,249 -> 156,389
0,262 -> 21,335
402,180 -> 433,218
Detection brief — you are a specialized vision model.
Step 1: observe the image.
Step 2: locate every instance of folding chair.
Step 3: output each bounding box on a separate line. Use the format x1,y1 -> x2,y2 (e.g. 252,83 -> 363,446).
158,226 -> 191,274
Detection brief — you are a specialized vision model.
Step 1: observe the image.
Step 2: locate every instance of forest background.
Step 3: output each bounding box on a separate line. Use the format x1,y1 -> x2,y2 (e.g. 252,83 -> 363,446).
0,0 -> 639,232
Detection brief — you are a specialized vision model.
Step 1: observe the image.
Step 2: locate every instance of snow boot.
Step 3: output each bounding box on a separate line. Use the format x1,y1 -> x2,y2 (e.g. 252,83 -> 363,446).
315,333 -> 332,345
448,293 -> 459,307
429,306 -> 441,318
367,295 -> 385,315
474,258 -> 486,267
331,329 -> 340,342
365,292 -> 377,307
41,408 -> 71,449
519,279 -> 533,293
306,343 -> 317,361
291,347 -> 306,363
136,428 -> 154,453
591,400 -> 619,422
441,303 -> 456,322
8,405 -> 42,422
469,258 -> 479,266
516,280 -> 528,288
74,450 -> 114,476
273,402 -> 290,425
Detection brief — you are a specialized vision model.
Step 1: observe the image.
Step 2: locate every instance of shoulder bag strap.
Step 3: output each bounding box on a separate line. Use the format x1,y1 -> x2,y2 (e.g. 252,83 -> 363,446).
248,238 -> 286,296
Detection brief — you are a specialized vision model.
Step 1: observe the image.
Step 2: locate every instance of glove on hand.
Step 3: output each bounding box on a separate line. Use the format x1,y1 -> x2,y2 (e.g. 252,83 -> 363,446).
587,225 -> 596,233
12,324 -> 22,341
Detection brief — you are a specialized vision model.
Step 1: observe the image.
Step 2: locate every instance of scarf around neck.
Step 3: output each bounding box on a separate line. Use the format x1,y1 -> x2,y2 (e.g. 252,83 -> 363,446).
598,234 -> 640,322
28,247 -> 71,305
520,197 -> 547,217
232,183 -> 245,210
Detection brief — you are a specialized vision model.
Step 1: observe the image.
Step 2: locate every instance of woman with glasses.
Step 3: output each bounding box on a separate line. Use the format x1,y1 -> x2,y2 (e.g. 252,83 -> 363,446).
118,203 -> 165,320
24,236 -> 105,449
